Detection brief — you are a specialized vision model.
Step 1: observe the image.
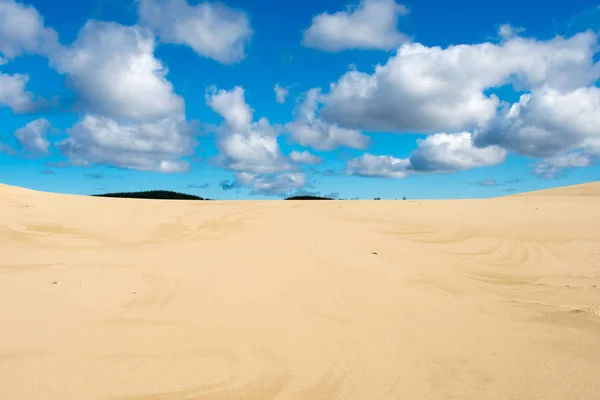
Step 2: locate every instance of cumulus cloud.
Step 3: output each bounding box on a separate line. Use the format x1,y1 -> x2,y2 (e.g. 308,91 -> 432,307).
0,66 -> 58,113
14,118 -> 51,154
207,85 -> 292,174
207,86 -> 308,195
57,114 -> 193,172
220,170 -> 304,196
409,132 -> 506,172
532,153 -> 592,178
53,21 -> 183,121
347,153 -> 410,178
320,31 -> 599,133
285,88 -> 369,151
474,86 -> 600,158
302,0 -> 410,51
52,21 -> 195,172
0,70 -> 36,112
250,172 -> 307,196
138,0 -> 252,64
274,83 -> 289,104
0,0 -> 60,59
290,150 -> 322,164
347,132 -> 506,178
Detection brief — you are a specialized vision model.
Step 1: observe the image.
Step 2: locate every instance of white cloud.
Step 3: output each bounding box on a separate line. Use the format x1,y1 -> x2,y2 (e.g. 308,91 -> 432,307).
250,172 -> 307,195
474,86 -> 600,158
14,118 -> 51,154
0,57 -> 56,113
0,70 -> 36,112
206,86 -> 293,174
53,21 -> 183,121
320,31 -> 599,133
138,0 -> 252,64
346,132 -> 506,178
206,86 -> 313,195
220,171 -> 307,196
532,153 -> 592,178
409,132 -> 506,172
347,153 -> 410,178
274,83 -> 289,104
57,114 -> 193,172
285,88 -> 369,151
498,24 -> 525,40
302,0 -> 410,52
0,0 -> 60,59
289,150 -> 322,164
52,21 -> 195,172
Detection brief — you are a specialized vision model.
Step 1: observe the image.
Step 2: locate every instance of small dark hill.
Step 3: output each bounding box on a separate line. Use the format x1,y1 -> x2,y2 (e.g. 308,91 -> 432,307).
92,190 -> 208,200
285,195 -> 334,200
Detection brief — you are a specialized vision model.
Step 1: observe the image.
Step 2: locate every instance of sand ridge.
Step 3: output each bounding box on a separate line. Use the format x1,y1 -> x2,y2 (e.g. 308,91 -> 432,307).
1,182 -> 599,399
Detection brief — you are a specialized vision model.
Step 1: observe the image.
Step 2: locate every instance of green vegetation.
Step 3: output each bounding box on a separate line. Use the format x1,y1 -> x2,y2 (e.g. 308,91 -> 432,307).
284,195 -> 334,200
92,190 -> 208,200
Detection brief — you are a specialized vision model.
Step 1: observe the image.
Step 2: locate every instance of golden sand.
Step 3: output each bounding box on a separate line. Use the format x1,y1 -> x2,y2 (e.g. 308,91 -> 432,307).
1,182 -> 599,399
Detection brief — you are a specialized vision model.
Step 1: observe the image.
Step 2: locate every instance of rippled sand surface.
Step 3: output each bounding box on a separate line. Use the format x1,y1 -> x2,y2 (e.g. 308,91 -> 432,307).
1,182 -> 599,399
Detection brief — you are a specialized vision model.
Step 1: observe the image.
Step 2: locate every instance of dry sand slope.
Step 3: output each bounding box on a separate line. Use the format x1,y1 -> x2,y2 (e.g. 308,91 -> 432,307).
1,182 -> 600,400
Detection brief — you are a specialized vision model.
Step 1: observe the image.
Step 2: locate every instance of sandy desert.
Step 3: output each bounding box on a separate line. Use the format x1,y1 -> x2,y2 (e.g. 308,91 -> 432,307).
1,182 -> 599,400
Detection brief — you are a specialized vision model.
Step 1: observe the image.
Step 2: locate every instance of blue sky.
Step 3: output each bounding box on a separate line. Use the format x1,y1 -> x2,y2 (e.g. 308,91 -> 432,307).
0,0 -> 599,199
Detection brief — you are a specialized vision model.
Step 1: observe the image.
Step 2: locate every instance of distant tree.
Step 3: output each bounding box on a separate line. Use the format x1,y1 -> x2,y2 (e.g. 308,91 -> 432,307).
403,196 -> 407,200
374,197 -> 381,200
92,190 -> 209,200
285,195 -> 334,200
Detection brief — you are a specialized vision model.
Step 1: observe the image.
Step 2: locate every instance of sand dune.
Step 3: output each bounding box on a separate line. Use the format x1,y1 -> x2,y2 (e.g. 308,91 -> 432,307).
1,182 -> 599,400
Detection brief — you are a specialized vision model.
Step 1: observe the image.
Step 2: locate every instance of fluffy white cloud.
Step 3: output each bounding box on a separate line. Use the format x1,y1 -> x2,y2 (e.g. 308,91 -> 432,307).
289,150 -> 322,164
0,70 -> 36,112
285,88 -> 369,151
320,31 -> 599,133
474,86 -> 600,158
532,153 -> 592,178
138,0 -> 252,64
207,86 -> 312,195
250,172 -> 307,195
347,153 -> 410,178
409,132 -> 506,172
347,132 -> 506,178
206,86 -> 292,174
274,83 -> 289,104
52,21 -> 195,172
57,114 -> 193,172
53,21 -> 183,121
0,0 -> 60,59
302,0 -> 409,52
14,118 -> 51,154
220,171 -> 307,196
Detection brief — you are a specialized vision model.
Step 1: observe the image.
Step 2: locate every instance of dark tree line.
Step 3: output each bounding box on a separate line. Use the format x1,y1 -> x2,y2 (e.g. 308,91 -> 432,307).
284,195 -> 334,200
92,191 -> 407,201
92,190 -> 208,200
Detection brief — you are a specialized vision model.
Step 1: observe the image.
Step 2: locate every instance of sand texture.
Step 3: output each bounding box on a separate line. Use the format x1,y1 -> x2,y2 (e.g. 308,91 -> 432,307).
1,182 -> 600,399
